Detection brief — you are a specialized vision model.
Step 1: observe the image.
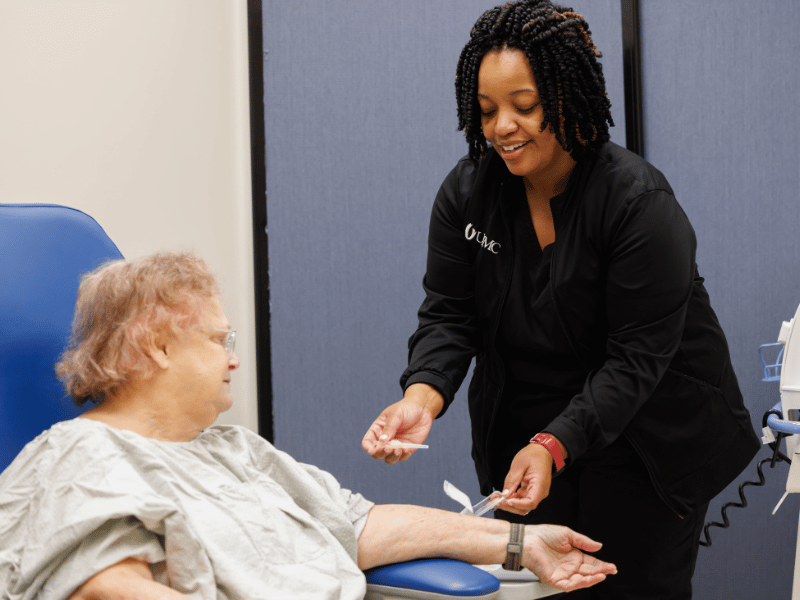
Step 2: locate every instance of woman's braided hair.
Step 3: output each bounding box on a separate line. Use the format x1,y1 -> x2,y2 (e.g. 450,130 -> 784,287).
456,0 -> 614,162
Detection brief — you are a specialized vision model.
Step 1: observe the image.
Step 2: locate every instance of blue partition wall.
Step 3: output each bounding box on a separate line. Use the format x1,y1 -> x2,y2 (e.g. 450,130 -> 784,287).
265,0 -> 800,597
263,0 -> 625,508
641,2 -> 800,598
263,0 -> 624,511
262,0 -> 800,597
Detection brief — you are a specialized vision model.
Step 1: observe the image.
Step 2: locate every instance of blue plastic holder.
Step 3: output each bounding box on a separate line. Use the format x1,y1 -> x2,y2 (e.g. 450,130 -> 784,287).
365,559 -> 500,598
766,402 -> 800,436
760,343 -> 785,382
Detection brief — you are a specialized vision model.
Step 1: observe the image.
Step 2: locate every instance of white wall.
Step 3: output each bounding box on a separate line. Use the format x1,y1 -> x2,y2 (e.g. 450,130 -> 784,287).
0,0 -> 258,432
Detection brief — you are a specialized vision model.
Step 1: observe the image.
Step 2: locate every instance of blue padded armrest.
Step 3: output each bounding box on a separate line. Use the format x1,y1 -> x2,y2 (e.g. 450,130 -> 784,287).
365,559 -> 500,599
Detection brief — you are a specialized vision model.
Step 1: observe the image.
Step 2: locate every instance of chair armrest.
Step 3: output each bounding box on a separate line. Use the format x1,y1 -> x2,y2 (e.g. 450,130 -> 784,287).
364,558 -> 500,599
474,565 -> 560,599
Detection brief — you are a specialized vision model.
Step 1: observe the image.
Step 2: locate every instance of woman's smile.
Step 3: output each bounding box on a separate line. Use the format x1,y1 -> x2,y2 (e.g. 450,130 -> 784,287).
496,139 -> 531,158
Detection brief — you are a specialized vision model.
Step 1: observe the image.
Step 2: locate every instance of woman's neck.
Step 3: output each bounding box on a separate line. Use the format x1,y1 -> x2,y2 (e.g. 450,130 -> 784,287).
523,150 -> 576,202
80,387 -> 204,443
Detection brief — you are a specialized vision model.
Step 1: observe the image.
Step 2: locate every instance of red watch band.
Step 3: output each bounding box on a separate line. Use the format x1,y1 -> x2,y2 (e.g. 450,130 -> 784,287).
530,433 -> 565,472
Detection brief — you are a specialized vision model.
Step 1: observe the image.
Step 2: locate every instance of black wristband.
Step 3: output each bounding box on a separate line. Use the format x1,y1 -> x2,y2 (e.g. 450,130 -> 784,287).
502,522 -> 524,571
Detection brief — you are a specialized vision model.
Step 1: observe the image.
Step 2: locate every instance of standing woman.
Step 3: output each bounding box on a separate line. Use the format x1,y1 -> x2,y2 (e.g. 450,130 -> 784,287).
362,1 -> 760,598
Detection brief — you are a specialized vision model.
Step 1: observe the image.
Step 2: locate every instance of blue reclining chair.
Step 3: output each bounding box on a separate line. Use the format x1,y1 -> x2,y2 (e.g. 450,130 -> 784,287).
0,204 -> 555,600
0,203 -> 124,472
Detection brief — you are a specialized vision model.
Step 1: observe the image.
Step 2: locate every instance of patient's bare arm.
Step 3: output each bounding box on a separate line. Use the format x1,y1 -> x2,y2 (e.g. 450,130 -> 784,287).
358,504 -> 616,593
68,558 -> 189,600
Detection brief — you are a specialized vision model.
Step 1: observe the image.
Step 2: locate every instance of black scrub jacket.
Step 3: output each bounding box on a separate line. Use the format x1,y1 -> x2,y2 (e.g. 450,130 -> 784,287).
401,141 -> 760,517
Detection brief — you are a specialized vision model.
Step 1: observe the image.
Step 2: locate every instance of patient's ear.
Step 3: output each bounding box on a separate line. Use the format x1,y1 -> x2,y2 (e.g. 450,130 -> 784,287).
144,332 -> 171,370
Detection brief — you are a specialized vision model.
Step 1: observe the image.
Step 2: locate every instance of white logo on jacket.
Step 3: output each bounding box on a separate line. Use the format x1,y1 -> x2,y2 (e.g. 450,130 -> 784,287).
465,223 -> 501,254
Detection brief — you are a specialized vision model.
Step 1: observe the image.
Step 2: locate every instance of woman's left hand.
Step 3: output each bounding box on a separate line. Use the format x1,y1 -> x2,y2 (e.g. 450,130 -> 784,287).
500,443 -> 554,515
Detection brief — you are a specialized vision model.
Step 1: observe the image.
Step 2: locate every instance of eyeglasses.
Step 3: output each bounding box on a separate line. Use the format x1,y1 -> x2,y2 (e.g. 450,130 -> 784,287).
208,326 -> 237,359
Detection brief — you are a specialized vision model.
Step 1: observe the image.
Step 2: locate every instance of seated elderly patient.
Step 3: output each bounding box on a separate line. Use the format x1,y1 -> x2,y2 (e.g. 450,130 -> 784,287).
0,252 -> 616,599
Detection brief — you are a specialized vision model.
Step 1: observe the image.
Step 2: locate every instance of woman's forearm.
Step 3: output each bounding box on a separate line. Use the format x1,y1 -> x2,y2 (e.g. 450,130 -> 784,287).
357,504 -> 508,570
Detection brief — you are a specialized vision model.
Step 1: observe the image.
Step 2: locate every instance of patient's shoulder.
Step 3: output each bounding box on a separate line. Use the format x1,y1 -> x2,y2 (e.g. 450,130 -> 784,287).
0,419 -> 135,557
0,418 -> 148,498
1,419 -> 91,486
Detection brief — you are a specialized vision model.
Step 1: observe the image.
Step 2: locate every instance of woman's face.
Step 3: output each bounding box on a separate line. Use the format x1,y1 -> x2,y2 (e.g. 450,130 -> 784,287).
477,48 -> 571,184
166,296 -> 239,428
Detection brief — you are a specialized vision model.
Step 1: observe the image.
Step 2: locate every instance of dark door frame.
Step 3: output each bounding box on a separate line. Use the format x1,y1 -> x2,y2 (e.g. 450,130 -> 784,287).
246,0 -> 273,442
621,0 -> 644,157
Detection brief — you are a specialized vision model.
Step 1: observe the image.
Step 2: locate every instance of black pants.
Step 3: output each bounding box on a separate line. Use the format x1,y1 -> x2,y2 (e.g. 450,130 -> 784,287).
495,436 -> 708,599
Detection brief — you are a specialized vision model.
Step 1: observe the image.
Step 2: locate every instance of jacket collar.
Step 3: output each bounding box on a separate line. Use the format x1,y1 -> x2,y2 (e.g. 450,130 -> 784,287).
477,146 -> 594,223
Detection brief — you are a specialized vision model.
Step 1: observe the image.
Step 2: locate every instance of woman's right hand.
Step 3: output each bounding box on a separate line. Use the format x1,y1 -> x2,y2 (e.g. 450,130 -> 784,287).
362,383 -> 443,465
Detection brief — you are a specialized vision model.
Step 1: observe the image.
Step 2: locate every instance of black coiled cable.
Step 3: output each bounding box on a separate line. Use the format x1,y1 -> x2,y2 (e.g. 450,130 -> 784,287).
699,408 -> 792,547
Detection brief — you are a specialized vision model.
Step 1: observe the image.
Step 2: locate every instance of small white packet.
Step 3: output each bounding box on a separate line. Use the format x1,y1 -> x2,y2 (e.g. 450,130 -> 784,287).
443,480 -> 474,514
443,480 -> 506,516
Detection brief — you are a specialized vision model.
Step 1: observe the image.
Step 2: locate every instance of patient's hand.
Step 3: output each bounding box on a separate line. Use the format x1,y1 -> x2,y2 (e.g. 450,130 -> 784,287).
523,525 -> 617,592
68,558 -> 190,600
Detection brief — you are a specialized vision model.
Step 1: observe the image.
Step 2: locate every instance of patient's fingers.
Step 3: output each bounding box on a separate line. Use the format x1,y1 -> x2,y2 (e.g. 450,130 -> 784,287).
554,572 -> 609,592
566,530 -> 604,553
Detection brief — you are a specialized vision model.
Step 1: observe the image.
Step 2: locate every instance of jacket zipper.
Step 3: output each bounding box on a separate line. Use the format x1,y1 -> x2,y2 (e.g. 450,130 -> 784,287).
482,181 -> 516,485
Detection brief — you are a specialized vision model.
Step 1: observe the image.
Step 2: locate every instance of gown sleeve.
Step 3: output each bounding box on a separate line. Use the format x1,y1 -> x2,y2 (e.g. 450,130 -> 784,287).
0,431 -> 214,600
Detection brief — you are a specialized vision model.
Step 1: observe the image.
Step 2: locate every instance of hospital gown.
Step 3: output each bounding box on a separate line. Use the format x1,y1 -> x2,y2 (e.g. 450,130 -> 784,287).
0,419 -> 374,600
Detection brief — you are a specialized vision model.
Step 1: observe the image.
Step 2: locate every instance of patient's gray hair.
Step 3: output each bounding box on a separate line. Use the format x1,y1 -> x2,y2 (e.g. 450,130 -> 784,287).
56,251 -> 218,406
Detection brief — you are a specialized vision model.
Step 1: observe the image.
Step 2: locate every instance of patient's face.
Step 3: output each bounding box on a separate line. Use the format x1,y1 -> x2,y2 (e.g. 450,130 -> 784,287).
165,296 -> 239,428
